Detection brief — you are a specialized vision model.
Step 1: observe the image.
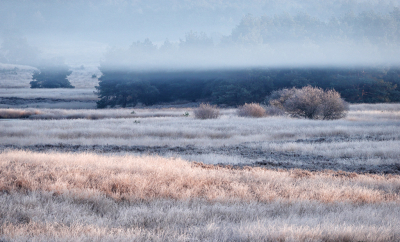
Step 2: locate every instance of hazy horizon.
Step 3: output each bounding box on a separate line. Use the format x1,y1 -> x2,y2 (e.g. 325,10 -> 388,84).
1,0 -> 400,69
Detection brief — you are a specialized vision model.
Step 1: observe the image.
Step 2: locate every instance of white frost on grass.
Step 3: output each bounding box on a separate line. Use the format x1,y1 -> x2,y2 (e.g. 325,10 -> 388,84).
1,192 -> 399,241
0,112 -> 398,146
0,104 -> 399,166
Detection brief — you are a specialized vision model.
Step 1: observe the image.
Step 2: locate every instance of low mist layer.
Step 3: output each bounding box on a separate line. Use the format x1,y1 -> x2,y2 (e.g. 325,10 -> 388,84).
102,9 -> 400,70
0,1 -> 399,68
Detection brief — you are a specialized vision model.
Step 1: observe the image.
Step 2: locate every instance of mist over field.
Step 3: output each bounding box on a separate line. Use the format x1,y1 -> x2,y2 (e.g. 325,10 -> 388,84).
0,0 -> 400,68
2,2 -> 400,241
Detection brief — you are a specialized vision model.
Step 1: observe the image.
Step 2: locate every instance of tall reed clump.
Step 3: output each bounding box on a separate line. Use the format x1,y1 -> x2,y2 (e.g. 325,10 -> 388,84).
194,103 -> 220,119
237,103 -> 266,117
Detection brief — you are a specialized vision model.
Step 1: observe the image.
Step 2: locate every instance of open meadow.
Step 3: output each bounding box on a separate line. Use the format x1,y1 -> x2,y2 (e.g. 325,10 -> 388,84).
0,103 -> 400,241
2,0 -> 400,240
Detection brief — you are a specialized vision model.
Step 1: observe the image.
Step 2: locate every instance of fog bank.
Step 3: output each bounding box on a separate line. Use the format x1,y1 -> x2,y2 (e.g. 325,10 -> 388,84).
0,0 -> 399,68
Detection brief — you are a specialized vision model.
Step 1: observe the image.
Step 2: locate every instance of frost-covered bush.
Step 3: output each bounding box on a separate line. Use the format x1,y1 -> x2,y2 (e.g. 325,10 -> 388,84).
267,86 -> 348,120
194,103 -> 220,119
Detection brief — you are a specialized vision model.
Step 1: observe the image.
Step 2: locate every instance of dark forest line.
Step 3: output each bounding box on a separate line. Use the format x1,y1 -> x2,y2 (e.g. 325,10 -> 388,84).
95,67 -> 400,108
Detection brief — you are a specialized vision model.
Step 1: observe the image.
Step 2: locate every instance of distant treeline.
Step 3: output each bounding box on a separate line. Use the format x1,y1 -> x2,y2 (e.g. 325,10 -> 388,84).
96,67 -> 400,108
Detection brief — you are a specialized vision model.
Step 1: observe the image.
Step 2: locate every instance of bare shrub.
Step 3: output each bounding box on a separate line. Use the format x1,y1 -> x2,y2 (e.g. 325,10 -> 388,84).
317,89 -> 350,120
267,86 -> 349,120
0,109 -> 41,119
194,103 -> 220,119
237,103 -> 266,117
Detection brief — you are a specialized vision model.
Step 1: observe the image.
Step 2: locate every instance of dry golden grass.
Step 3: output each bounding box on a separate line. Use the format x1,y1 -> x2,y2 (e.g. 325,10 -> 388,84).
1,150 -> 399,204
1,150 -> 400,241
0,108 -> 185,120
237,103 -> 266,117
0,109 -> 41,119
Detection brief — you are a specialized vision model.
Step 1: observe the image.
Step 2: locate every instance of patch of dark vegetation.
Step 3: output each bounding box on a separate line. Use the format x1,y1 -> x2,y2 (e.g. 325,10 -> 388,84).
254,160 -> 400,175
0,97 -> 91,105
96,67 -> 400,108
294,135 -> 399,143
0,97 -> 95,109
30,65 -> 74,89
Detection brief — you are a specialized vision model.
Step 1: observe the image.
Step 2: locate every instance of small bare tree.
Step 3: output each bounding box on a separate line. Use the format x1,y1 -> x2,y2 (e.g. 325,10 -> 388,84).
317,89 -> 349,120
194,103 -> 220,119
267,86 -> 348,120
237,103 -> 266,117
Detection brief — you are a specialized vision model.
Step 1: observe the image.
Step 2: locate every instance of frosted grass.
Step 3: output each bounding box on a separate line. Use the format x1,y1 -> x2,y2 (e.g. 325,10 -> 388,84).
0,110 -> 399,147
1,192 -> 399,241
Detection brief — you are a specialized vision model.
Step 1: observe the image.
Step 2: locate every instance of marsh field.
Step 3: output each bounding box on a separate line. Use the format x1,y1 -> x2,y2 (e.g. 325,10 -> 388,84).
0,100 -> 399,242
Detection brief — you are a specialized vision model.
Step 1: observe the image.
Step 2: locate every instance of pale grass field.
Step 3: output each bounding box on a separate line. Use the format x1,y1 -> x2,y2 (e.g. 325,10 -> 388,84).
0,104 -> 400,241
1,150 -> 399,241
2,194 -> 399,241
0,105 -> 399,168
0,106 -> 399,148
